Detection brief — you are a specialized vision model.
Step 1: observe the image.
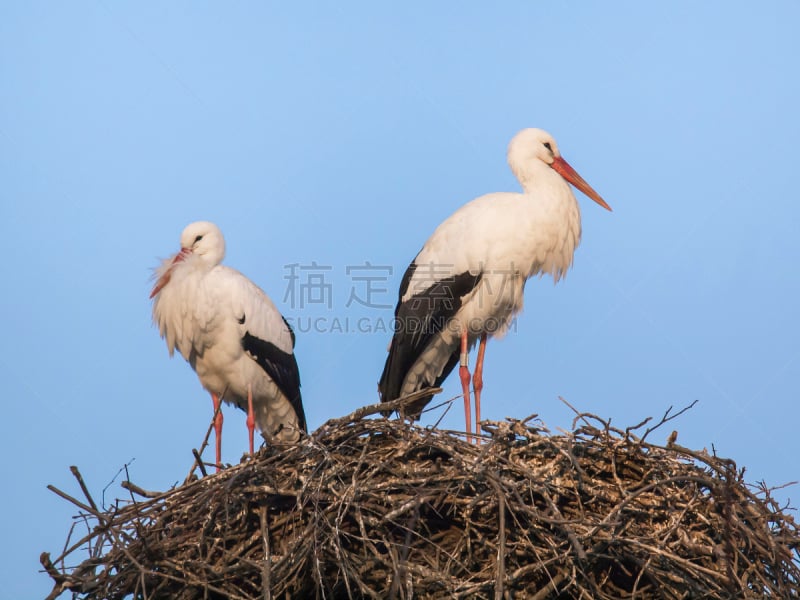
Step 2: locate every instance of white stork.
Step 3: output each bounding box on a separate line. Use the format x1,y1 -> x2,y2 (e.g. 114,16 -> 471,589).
378,128 -> 611,441
151,221 -> 306,468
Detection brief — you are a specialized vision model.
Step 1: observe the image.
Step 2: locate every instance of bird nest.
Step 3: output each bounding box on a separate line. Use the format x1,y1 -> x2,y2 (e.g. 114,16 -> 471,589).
42,394 -> 800,599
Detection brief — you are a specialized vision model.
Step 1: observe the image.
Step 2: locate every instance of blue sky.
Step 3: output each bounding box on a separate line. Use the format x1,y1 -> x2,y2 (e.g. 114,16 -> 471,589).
2,2 -> 799,597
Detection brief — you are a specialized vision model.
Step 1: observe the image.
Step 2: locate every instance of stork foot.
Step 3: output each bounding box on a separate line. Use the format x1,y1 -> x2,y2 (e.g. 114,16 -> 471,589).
473,333 -> 487,445
246,383 -> 256,456
211,392 -> 224,471
459,330 -> 472,443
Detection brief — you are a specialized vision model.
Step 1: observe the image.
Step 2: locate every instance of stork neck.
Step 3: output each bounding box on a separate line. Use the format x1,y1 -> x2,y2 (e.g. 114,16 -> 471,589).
518,166 -> 567,199
511,157 -> 557,195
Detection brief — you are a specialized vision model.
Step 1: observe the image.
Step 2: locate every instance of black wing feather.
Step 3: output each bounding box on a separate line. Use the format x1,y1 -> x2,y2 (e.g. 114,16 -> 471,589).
378,261 -> 482,417
242,331 -> 307,432
282,316 -> 296,348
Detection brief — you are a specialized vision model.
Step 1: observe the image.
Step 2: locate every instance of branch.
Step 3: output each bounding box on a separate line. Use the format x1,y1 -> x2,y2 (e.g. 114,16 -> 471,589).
314,388 -> 443,432
640,399 -> 699,443
120,480 -> 162,499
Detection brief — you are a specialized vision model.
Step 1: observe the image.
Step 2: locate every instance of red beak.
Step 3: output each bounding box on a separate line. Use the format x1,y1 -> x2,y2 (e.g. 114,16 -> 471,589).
551,156 -> 612,211
150,248 -> 190,299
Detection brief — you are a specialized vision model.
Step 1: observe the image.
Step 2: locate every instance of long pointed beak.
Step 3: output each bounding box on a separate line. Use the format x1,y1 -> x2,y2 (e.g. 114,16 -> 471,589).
551,156 -> 612,211
150,248 -> 190,299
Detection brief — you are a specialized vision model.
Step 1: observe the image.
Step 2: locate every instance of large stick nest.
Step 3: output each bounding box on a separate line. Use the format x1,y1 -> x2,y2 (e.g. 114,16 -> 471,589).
43,396 -> 800,599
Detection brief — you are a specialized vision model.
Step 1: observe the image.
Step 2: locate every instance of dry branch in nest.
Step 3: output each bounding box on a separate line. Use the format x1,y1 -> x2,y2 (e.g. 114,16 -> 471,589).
42,395 -> 800,599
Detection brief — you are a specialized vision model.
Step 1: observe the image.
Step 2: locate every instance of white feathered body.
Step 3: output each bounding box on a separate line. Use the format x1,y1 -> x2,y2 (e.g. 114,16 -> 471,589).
153,255 -> 303,442
379,132 -> 591,410
408,188 -> 581,336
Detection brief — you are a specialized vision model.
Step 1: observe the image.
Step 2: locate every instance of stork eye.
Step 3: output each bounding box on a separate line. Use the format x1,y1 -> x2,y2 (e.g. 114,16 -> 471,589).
543,142 -> 553,152
194,235 -> 204,244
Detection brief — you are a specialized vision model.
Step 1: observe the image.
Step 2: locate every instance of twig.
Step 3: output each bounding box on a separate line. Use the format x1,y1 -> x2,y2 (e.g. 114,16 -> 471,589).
260,504 -> 271,600
640,399 -> 699,443
315,387 -> 443,431
530,569 -> 569,600
559,395 -> 593,429
39,552 -> 62,581
192,449 -> 208,479
69,466 -> 98,513
46,484 -> 103,521
184,402 -> 221,483
120,480 -> 162,499
491,479 -> 506,600
429,394 -> 457,430
101,458 -> 135,510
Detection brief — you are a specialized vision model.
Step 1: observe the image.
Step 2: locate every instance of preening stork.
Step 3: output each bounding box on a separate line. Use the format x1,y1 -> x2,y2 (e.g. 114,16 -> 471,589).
378,128 -> 611,441
151,221 -> 306,468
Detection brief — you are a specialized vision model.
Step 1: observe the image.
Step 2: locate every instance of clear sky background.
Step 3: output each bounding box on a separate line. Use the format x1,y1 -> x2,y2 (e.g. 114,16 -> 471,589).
2,2 -> 799,597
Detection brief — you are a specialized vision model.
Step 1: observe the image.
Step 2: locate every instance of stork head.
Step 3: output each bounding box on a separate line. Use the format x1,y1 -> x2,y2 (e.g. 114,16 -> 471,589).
150,221 -> 226,298
507,128 -> 611,211
179,221 -> 226,266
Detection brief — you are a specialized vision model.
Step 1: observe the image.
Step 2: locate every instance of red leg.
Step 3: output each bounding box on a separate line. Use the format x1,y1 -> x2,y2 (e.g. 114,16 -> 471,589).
211,392 -> 224,471
246,383 -> 255,456
458,329 -> 472,444
473,333 -> 487,444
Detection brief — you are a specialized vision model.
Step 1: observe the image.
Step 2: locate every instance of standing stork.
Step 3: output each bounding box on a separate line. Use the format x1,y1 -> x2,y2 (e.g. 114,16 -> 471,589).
151,221 -> 306,469
378,128 -> 611,441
